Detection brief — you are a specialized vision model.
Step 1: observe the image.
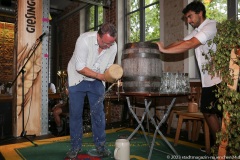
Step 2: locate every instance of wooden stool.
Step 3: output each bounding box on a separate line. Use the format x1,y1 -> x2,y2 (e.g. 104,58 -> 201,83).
167,83 -> 202,135
167,105 -> 188,134
174,110 -> 210,154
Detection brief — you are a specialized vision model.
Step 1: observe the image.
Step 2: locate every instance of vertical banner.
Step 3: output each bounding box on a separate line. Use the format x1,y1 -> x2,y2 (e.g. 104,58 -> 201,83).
16,0 -> 43,136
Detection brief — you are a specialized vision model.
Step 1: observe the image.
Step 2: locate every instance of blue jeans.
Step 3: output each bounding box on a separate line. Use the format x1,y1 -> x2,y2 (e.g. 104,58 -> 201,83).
68,80 -> 106,150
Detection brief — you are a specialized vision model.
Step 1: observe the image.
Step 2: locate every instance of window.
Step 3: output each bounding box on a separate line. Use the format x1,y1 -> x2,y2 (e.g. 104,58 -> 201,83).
238,0 -> 240,19
85,5 -> 103,31
202,0 -> 227,22
124,0 -> 160,43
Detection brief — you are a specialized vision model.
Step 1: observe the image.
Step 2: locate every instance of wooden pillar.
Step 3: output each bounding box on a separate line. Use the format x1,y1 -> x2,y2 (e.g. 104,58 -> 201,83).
15,0 -> 43,136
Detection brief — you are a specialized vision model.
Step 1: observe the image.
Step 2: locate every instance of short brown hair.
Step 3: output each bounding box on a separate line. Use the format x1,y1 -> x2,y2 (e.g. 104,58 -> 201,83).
182,1 -> 206,19
97,23 -> 117,38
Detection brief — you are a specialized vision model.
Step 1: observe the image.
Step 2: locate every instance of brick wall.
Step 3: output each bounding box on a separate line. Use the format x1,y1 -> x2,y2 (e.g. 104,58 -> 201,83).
105,0 -> 117,26
54,3 -> 81,71
57,16 -> 80,70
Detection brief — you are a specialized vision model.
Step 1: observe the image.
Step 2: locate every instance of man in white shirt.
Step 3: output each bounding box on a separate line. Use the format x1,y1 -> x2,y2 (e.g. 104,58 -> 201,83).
156,1 -> 222,152
66,23 -> 117,159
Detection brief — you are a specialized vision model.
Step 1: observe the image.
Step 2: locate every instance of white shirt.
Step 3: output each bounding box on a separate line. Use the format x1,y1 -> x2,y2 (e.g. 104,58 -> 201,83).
184,19 -> 222,87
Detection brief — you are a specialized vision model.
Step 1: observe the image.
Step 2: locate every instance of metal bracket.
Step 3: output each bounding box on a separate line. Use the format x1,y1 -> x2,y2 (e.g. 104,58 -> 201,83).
72,0 -> 111,7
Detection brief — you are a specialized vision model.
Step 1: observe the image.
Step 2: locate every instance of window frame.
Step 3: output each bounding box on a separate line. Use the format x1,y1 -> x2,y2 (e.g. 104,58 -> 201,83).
124,0 -> 160,44
85,5 -> 103,32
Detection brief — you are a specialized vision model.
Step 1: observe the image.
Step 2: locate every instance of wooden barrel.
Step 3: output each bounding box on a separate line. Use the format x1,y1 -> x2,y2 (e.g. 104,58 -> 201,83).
121,42 -> 162,93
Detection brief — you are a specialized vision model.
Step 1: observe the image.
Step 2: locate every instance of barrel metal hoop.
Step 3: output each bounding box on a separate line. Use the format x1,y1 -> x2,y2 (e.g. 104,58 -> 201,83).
124,42 -> 159,49
122,76 -> 161,81
122,52 -> 160,59
123,87 -> 160,93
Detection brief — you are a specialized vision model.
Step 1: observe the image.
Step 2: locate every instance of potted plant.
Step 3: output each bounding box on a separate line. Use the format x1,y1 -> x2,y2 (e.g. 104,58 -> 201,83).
203,19 -> 240,157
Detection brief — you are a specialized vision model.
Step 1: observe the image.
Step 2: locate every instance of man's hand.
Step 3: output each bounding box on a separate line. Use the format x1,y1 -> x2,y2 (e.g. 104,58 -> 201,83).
97,73 -> 106,82
156,42 -> 164,52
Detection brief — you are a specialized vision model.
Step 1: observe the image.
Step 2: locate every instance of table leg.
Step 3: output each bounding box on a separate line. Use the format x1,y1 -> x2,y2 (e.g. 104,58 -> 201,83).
145,98 -> 180,160
203,120 -> 210,154
174,115 -> 184,146
126,97 -> 150,145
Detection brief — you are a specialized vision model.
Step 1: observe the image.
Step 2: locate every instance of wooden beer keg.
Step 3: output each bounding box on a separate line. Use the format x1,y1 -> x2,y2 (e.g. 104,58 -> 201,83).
104,64 -> 123,83
188,102 -> 198,113
122,42 -> 162,93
